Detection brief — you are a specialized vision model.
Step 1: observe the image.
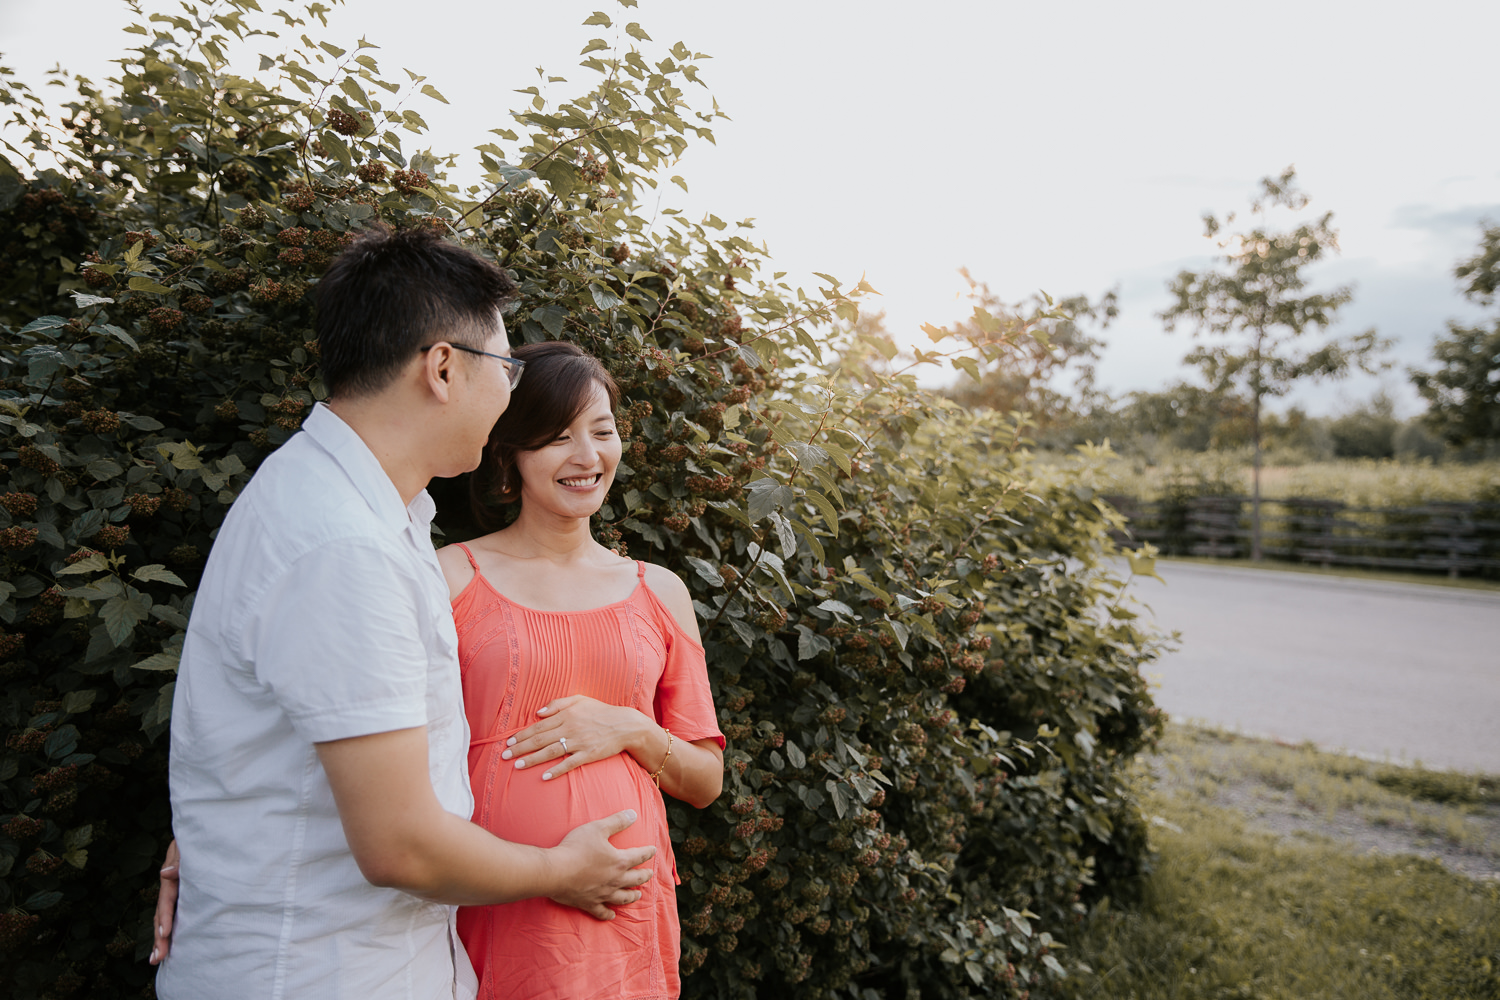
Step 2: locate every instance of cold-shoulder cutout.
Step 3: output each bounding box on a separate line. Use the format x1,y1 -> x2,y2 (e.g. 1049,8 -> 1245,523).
641,562 -> 701,644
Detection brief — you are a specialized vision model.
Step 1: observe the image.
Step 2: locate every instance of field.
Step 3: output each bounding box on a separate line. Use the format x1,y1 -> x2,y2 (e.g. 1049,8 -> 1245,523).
1088,454 -> 1500,506
1059,726 -> 1500,999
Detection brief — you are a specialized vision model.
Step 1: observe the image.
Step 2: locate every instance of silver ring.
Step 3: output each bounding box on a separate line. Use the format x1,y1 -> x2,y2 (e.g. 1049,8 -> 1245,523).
559,737 -> 568,752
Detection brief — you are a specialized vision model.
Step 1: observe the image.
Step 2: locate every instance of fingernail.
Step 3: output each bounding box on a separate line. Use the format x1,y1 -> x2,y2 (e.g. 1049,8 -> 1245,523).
160,867 -> 176,876
500,750 -> 512,760
514,759 -> 526,768
150,948 -> 159,963
158,924 -> 164,937
506,737 -> 516,746
541,772 -> 552,781
625,809 -> 637,821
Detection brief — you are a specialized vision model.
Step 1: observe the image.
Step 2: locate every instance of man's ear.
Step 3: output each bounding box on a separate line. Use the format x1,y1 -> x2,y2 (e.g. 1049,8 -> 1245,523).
419,343 -> 455,404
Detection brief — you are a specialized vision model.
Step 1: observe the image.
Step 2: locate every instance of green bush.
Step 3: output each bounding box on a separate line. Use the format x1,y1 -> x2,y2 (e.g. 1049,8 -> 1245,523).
0,4 -> 1163,997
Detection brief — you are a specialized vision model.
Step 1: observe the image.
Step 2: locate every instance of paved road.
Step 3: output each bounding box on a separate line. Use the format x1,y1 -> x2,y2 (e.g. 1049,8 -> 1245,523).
1130,561 -> 1500,774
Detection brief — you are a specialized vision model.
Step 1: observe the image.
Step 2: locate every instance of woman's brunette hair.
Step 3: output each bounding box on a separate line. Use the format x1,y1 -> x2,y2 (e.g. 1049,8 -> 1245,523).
470,341 -> 620,528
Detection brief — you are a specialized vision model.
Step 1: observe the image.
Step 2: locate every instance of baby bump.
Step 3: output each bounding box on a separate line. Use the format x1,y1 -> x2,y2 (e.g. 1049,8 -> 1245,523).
474,748 -> 663,856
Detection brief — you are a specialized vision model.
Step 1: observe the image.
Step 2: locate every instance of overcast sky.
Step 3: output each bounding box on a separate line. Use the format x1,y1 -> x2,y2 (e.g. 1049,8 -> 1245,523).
5,0 -> 1497,415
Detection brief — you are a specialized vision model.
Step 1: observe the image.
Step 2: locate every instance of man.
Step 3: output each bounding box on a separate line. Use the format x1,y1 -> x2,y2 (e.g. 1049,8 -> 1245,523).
154,226 -> 653,999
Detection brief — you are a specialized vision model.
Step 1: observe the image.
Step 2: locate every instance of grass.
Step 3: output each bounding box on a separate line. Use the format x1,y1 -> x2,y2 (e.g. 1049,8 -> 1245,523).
1159,555 -> 1500,594
1055,728 -> 1500,999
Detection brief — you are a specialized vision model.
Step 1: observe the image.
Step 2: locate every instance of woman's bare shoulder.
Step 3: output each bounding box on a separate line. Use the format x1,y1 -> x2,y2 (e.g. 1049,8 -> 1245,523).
640,562 -> 701,639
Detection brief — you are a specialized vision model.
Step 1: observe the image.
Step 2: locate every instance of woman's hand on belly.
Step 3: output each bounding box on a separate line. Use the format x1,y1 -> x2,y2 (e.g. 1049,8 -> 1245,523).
503,695 -> 661,782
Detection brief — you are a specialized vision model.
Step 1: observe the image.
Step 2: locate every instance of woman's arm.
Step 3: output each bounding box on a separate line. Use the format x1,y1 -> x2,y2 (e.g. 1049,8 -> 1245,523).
504,699 -> 724,808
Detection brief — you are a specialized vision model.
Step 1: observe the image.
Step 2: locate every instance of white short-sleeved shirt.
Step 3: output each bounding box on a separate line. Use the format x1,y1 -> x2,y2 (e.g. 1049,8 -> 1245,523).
158,404 -> 478,1000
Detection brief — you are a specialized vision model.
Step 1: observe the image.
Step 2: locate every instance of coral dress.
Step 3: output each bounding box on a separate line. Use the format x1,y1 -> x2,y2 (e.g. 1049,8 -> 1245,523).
450,546 -> 724,1000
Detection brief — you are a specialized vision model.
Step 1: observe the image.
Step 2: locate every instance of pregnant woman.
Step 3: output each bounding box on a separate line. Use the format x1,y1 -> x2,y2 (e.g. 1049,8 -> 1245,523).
436,341 -> 724,1000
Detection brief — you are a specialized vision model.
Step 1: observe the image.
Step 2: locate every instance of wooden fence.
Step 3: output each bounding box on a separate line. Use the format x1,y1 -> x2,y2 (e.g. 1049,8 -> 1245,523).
1102,495 -> 1500,579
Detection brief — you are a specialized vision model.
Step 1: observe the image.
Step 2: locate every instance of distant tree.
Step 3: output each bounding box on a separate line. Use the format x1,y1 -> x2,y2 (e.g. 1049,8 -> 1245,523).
1411,224 -> 1500,447
1327,391 -> 1399,459
942,270 -> 1117,427
1159,166 -> 1386,559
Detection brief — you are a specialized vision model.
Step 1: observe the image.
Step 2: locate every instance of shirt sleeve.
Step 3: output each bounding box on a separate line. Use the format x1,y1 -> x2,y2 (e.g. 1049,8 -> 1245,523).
653,619 -> 726,750
249,541 -> 431,744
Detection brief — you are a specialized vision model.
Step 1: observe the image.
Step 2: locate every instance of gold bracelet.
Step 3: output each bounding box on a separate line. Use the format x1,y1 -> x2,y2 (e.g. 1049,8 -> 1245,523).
648,728 -> 673,789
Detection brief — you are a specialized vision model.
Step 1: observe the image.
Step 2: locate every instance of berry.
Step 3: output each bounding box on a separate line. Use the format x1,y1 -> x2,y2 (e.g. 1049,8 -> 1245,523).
327,108 -> 362,135
237,206 -> 269,229
278,247 -> 306,266
83,267 -> 112,288
0,527 -> 39,550
276,226 -> 308,246
64,548 -> 99,565
1,815 -> 43,840
124,493 -> 161,517
0,492 -> 38,517
284,189 -> 316,212
148,307 -> 184,333
18,445 -> 62,475
181,293 -> 212,314
93,524 -> 131,548
391,168 -> 430,194
214,399 -> 240,421
80,409 -> 121,433
357,161 -> 388,183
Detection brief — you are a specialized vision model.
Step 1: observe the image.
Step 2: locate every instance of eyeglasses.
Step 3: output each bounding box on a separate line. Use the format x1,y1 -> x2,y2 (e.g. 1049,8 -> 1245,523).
420,343 -> 526,388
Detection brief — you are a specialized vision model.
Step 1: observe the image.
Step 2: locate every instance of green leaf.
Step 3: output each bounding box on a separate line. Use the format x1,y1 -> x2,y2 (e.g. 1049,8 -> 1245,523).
745,478 -> 792,522
127,276 -> 172,294
580,38 -> 609,55
583,11 -> 612,26
796,625 -> 831,661
62,689 -> 98,714
132,650 -> 181,672
531,304 -> 567,336
17,315 -> 67,336
590,283 -> 623,311
132,565 -> 187,587
685,556 -> 723,587
420,84 -> 449,104
100,593 -> 151,646
803,489 -> 840,539
784,739 -> 806,769
625,21 -> 651,41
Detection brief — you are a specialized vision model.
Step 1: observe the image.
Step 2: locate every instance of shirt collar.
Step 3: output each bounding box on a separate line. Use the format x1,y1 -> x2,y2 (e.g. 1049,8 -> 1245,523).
301,403 -> 433,532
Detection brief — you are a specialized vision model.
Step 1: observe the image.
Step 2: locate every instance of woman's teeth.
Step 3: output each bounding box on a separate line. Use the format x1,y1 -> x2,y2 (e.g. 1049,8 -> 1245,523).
560,475 -> 600,487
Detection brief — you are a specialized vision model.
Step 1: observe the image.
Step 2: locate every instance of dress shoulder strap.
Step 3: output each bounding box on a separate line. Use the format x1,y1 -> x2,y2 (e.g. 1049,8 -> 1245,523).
636,560 -> 648,580
455,542 -> 481,571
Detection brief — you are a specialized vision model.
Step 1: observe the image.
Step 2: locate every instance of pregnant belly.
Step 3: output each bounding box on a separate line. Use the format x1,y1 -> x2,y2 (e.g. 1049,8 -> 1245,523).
470,747 -> 662,857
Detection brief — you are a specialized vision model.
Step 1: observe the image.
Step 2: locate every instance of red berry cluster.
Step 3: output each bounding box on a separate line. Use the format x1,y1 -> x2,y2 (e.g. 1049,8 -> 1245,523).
214,399 -> 240,421
124,493 -> 161,517
64,547 -> 100,565
148,307 -> 183,333
163,487 -> 192,512
284,188 -> 316,212
0,912 -> 41,950
277,227 -> 308,246
327,108 -> 361,135
237,206 -> 269,229
18,446 -> 62,475
164,244 -> 197,266
123,230 -> 160,249
93,524 -> 131,548
391,168 -> 429,194
0,492 -> 38,517
1,815 -> 43,840
83,266 -> 112,288
357,161 -> 388,183
0,527 -> 39,550
181,293 -> 212,314
80,409 -> 121,434
278,247 -> 306,266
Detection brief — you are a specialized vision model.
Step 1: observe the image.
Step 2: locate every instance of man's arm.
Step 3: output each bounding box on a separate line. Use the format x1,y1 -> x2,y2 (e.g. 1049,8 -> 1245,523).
317,727 -> 654,916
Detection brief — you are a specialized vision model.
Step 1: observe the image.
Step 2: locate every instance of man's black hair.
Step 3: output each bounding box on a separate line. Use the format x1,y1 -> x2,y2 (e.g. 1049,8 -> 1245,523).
315,224 -> 516,397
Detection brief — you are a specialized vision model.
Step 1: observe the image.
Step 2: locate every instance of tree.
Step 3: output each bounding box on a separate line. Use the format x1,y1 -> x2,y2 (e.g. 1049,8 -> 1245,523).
942,270 -> 1117,428
1159,167 -> 1386,559
1410,224 -> 1500,448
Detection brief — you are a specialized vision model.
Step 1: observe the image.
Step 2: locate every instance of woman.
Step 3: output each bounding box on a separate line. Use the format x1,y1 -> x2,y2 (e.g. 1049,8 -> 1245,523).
436,341 -> 725,1000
